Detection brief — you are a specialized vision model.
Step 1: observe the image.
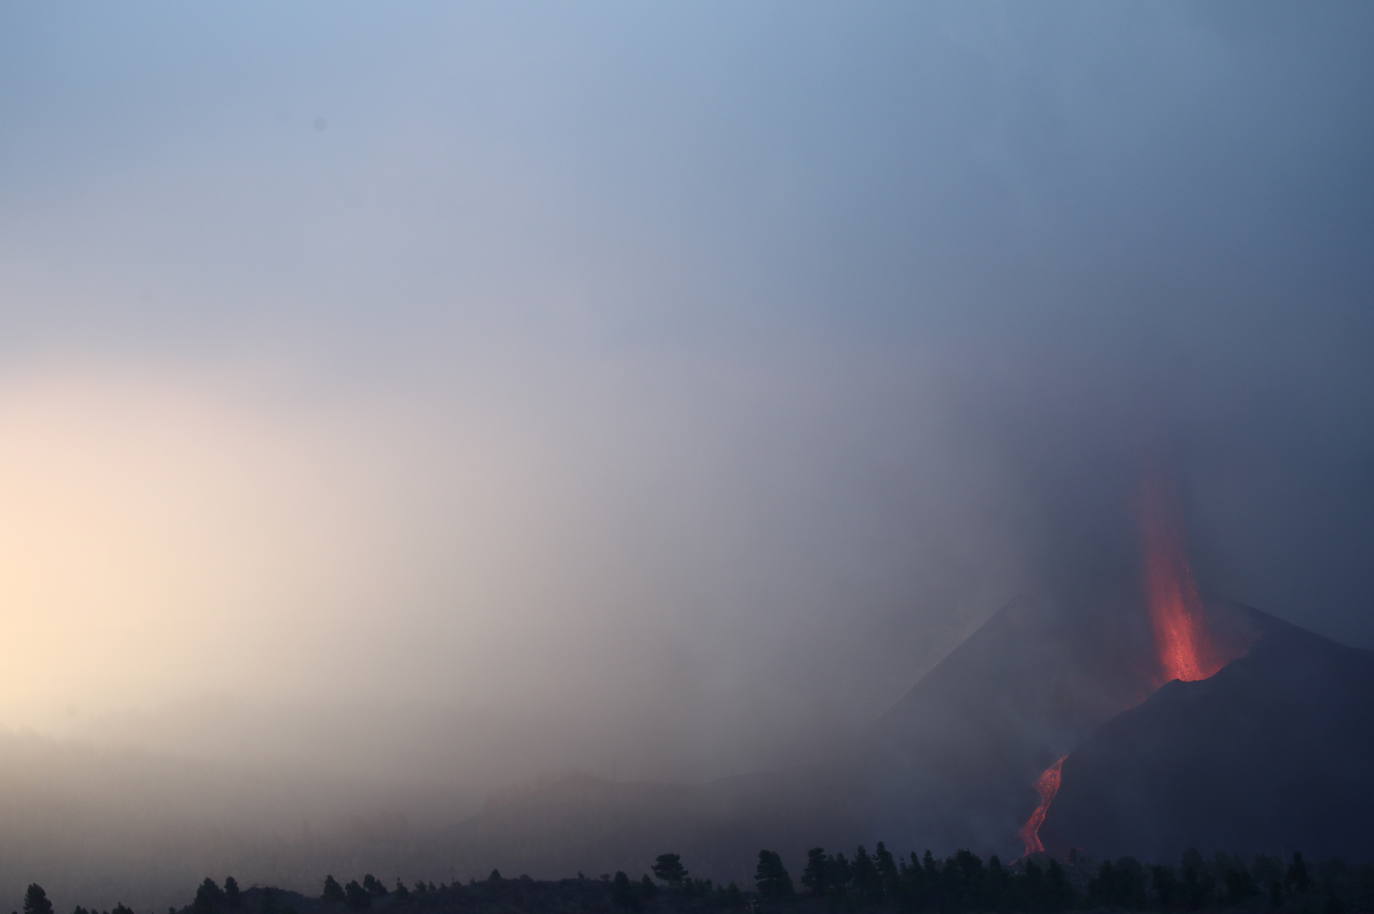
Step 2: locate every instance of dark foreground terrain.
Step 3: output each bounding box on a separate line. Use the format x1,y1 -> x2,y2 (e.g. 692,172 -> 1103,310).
23,844 -> 1374,914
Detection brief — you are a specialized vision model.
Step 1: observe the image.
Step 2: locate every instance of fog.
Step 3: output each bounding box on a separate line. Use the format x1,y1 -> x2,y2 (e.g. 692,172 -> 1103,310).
2,1 -> 1374,906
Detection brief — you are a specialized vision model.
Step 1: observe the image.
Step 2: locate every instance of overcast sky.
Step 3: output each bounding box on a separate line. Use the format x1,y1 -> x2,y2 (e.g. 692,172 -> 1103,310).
2,1 -> 1373,783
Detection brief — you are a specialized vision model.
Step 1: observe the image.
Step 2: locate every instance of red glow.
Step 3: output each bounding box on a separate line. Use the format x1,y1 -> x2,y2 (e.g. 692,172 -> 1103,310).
1018,755 -> 1066,857
1016,469 -> 1248,858
1139,472 -> 1222,683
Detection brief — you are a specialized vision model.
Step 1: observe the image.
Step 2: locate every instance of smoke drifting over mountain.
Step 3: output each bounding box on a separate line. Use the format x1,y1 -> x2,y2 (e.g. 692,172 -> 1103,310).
2,1 -> 1374,906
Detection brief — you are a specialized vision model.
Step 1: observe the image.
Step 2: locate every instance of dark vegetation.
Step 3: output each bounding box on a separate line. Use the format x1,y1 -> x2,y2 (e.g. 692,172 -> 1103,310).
19,845 -> 1374,914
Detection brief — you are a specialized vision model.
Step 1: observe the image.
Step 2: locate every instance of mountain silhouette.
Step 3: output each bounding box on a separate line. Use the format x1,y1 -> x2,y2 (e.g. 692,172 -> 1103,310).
1041,616 -> 1374,860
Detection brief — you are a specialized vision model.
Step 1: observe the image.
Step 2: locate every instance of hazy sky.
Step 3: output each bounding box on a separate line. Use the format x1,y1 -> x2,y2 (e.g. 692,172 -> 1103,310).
3,1 -> 1373,783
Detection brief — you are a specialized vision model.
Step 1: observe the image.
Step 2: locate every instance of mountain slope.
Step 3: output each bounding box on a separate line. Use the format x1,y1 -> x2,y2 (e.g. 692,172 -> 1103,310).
860,589 -> 1268,855
454,589 -> 1273,866
1040,621 -> 1374,860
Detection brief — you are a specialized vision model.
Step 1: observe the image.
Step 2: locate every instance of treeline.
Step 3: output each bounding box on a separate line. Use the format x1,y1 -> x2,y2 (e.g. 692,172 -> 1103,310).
17,845 -> 1374,914
614,846 -> 1369,913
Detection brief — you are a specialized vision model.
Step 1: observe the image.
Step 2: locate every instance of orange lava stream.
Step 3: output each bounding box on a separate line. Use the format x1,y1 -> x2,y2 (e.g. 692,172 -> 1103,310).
1018,755 -> 1066,857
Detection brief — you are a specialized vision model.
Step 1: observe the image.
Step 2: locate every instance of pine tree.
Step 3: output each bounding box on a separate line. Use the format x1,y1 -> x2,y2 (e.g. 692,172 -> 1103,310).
1151,864 -> 1179,909
194,879 -> 224,914
986,855 -> 1008,911
755,850 -> 794,900
610,872 -> 639,912
1022,859 -> 1044,914
24,885 -> 53,914
1288,853 -> 1312,894
652,854 -> 688,889
1182,849 -> 1214,910
1225,865 -> 1258,905
875,843 -> 899,900
322,877 -> 346,904
344,882 -> 369,910
801,848 -> 829,897
904,852 -> 928,910
223,878 -> 241,910
829,853 -> 853,898
1046,858 -> 1074,912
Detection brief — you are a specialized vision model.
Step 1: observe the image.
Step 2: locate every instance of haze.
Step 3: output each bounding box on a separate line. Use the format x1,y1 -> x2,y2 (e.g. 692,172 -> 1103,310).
2,1 -> 1374,904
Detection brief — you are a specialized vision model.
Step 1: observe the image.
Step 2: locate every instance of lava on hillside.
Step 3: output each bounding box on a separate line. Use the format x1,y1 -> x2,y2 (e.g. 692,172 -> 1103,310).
1017,755 -> 1066,856
1018,469 -> 1261,857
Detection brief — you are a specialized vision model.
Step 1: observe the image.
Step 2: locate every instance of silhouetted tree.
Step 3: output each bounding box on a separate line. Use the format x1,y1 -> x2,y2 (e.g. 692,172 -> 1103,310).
224,878 -> 241,910
986,855 -> 1009,912
487,871 -> 503,884
755,850 -> 793,900
24,886 -> 53,914
1020,859 -> 1043,914
1225,864 -> 1258,905
195,880 -> 225,914
829,853 -> 853,898
900,852 -> 928,910
611,873 -> 639,912
361,876 -> 387,897
653,854 -> 688,889
801,849 -> 829,897
343,882 -> 369,910
322,877 -> 345,904
922,849 -> 941,908
1089,859 -> 1112,908
1288,853 -> 1312,894
684,877 -> 714,899
875,843 -> 899,901
1152,864 -> 1179,909
1181,849 -> 1214,910
392,880 -> 410,901
947,850 -> 986,912
852,847 -> 879,902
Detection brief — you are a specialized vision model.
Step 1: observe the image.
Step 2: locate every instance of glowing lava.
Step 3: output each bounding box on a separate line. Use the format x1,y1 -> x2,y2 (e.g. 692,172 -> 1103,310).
1139,472 -> 1221,683
1017,470 -> 1235,858
1018,755 -> 1066,857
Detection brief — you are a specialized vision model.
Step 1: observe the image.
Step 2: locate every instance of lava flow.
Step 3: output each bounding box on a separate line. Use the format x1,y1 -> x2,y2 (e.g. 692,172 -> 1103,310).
1018,755 -> 1066,856
1018,470 -> 1232,858
1138,471 -> 1221,683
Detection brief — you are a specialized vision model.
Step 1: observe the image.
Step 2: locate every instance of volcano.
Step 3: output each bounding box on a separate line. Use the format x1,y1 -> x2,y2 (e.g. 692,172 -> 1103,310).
859,588 -> 1273,857
1040,617 -> 1374,860
449,476 -> 1369,872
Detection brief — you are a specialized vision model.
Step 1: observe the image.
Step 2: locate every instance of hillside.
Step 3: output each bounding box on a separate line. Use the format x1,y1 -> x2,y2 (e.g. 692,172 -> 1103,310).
1041,621 -> 1374,859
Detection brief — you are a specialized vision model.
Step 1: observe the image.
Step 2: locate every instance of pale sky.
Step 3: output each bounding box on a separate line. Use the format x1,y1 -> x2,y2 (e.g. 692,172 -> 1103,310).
3,1 -> 1374,785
